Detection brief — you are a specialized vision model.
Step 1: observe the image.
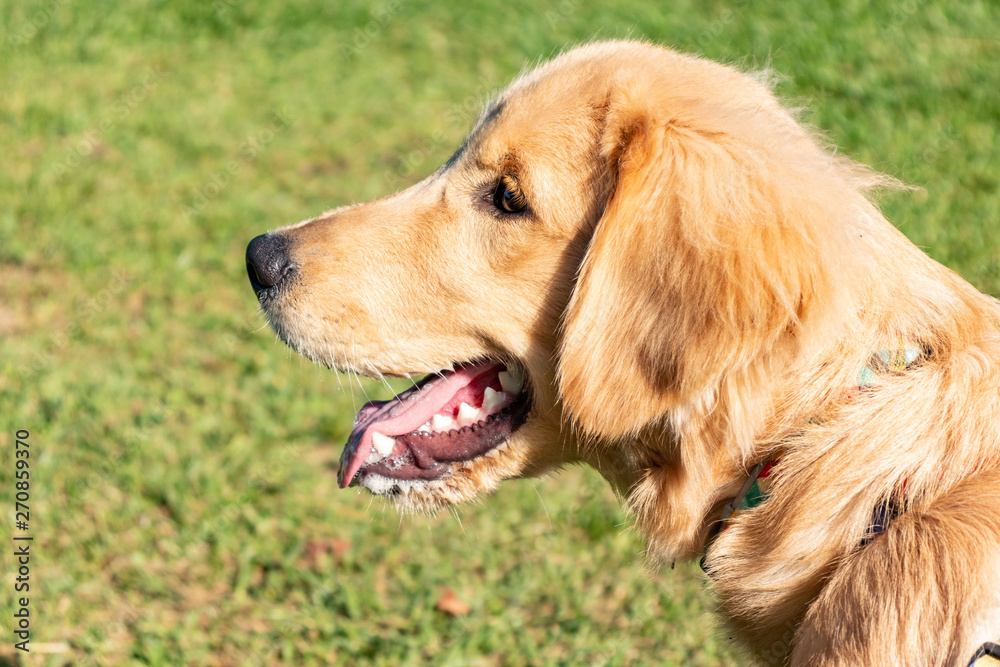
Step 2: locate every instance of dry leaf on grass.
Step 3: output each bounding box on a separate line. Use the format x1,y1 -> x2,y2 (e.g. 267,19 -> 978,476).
302,537 -> 352,568
435,587 -> 471,616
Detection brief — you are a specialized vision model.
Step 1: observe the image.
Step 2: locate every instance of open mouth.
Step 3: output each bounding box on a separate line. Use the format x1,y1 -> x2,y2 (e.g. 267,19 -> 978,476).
338,360 -> 532,489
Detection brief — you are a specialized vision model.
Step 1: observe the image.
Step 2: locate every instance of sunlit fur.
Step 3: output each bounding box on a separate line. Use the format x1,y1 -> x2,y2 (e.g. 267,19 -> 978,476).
260,41 -> 1000,665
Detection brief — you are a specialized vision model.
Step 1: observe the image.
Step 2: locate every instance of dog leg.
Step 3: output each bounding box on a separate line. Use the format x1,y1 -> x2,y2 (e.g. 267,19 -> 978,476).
789,472 -> 1000,667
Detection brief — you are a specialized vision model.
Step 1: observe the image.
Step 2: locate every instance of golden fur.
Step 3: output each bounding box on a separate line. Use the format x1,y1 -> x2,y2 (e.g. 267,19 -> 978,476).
256,41 -> 1000,665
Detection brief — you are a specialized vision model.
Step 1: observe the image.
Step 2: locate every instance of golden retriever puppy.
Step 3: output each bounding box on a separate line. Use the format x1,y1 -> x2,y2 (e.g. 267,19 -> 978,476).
246,41 -> 1000,665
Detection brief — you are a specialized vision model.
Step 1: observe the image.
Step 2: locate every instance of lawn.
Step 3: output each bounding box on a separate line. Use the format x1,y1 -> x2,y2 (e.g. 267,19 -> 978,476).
1,1 -> 998,665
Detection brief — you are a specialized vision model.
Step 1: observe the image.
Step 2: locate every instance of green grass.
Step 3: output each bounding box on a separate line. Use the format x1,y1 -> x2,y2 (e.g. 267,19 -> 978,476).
1,1 -> 998,664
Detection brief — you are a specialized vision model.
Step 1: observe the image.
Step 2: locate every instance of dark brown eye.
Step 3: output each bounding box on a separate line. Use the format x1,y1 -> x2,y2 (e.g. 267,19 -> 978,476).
492,175 -> 528,213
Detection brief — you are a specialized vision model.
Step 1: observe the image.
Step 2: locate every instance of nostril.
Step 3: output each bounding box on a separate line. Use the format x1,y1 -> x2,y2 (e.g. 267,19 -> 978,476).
246,258 -> 266,289
245,234 -> 293,293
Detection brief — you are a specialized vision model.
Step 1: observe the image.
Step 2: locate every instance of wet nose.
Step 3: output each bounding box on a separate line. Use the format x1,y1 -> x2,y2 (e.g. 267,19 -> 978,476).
245,234 -> 293,294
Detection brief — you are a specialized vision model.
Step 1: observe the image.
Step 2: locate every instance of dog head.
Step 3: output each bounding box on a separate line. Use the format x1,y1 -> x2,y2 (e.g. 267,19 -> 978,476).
246,41 -> 882,512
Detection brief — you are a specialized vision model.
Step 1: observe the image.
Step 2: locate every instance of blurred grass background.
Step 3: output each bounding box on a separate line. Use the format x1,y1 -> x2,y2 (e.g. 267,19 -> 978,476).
1,0 -> 998,665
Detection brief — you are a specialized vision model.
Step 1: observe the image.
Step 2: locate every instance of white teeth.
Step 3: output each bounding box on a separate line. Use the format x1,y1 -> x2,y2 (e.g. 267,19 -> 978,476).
371,432 -> 396,457
457,402 -> 481,426
432,414 -> 454,431
418,422 -> 432,433
482,387 -> 506,413
498,369 -> 523,395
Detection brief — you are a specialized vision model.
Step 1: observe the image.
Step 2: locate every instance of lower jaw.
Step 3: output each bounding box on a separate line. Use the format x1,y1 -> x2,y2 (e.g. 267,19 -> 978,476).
350,388 -> 532,490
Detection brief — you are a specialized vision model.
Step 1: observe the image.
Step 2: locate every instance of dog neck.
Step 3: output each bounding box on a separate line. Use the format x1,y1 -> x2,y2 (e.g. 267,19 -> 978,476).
617,337 -> 930,566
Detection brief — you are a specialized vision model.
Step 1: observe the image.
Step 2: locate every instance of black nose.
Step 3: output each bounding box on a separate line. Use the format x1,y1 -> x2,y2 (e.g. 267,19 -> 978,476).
246,234 -> 293,294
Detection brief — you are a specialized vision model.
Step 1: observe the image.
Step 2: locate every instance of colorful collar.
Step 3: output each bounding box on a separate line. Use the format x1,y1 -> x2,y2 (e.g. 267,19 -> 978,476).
700,345 -> 999,664
703,345 -> 926,566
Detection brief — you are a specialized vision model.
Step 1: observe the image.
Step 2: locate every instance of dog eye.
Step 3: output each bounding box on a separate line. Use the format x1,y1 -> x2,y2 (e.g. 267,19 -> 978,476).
493,175 -> 528,214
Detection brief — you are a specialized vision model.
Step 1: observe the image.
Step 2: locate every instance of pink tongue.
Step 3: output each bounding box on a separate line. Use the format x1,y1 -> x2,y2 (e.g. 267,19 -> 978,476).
339,361 -> 498,487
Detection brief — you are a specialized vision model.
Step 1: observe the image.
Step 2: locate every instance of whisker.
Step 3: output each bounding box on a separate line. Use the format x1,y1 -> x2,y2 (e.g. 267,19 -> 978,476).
450,506 -> 468,540
531,481 -> 553,531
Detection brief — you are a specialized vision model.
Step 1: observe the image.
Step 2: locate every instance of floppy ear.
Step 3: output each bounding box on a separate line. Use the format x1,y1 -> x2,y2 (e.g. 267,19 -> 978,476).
558,89 -> 849,440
